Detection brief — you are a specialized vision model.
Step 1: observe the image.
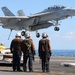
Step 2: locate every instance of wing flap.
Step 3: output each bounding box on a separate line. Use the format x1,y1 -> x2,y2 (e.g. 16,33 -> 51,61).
0,16 -> 29,22
0,16 -> 29,19
0,12 -> 54,21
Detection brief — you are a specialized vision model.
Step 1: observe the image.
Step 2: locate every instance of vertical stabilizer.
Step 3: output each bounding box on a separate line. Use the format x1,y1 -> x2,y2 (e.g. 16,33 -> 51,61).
17,10 -> 25,16
1,6 -> 15,16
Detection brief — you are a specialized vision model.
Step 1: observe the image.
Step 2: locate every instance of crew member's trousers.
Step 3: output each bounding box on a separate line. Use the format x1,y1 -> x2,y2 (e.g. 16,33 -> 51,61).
13,51 -> 22,71
41,52 -> 50,72
23,53 -> 33,71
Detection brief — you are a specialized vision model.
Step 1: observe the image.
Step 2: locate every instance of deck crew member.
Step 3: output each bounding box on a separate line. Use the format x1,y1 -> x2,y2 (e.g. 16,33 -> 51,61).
10,33 -> 23,71
21,32 -> 35,72
38,32 -> 52,72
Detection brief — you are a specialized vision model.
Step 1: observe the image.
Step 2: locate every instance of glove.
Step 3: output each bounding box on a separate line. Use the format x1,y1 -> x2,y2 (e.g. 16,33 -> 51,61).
50,52 -> 52,56
33,51 -> 36,55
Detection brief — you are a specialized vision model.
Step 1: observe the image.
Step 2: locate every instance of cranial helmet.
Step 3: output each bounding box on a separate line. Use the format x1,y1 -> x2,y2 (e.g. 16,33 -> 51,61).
42,32 -> 48,38
25,32 -> 30,38
1,43 -> 4,46
16,32 -> 21,37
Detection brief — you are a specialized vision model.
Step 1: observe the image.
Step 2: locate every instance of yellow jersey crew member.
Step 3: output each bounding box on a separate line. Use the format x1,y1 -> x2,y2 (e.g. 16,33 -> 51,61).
0,43 -> 6,50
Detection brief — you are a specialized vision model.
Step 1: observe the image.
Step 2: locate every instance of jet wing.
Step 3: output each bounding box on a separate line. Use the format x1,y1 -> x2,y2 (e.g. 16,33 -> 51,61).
0,16 -> 29,24
0,12 -> 54,20
29,12 -> 55,18
0,16 -> 29,19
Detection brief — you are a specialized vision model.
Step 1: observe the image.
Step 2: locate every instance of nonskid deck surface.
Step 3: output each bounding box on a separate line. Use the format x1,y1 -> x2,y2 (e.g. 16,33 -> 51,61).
0,56 -> 75,75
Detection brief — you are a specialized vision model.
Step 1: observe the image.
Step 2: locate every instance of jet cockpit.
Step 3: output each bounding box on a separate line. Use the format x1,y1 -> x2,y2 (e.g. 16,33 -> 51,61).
47,5 -> 65,10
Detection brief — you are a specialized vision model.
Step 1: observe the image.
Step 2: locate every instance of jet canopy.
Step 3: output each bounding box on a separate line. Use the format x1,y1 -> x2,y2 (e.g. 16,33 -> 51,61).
47,5 -> 66,10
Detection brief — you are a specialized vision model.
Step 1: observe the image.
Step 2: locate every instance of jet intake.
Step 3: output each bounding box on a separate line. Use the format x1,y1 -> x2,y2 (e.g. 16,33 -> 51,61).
30,22 -> 53,31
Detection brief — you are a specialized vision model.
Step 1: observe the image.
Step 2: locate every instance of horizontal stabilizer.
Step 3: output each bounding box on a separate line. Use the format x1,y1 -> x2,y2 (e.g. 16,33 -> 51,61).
1,6 -> 15,16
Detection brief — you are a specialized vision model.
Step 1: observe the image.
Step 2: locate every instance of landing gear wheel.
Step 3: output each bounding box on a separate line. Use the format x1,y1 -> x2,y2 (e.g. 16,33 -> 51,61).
36,33 -> 40,38
21,31 -> 25,36
54,27 -> 60,31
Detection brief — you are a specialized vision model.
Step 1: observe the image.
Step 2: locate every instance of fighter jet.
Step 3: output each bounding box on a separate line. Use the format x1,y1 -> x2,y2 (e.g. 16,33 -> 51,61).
0,5 -> 75,38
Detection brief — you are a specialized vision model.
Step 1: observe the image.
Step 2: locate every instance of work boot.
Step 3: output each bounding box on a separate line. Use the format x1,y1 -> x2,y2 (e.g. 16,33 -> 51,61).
23,68 -> 27,72
13,69 -> 16,72
46,70 -> 50,73
42,70 -> 45,72
29,70 -> 33,72
13,68 -> 16,72
17,69 -> 22,72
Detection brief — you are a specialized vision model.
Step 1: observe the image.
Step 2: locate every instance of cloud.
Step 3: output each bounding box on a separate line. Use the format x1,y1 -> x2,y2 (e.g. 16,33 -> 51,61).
62,31 -> 75,40
49,31 -> 75,40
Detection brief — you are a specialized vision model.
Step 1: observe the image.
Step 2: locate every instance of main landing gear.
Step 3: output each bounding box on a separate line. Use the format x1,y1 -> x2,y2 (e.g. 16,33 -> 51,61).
36,31 -> 40,38
36,32 -> 40,38
21,31 -> 40,38
21,31 -> 26,36
54,27 -> 60,31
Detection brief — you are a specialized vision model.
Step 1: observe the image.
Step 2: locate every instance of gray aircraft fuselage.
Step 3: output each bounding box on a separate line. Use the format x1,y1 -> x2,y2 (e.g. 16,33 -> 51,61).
1,5 -> 75,31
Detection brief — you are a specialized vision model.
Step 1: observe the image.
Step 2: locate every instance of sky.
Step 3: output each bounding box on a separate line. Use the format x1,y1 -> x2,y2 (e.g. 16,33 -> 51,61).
0,0 -> 75,50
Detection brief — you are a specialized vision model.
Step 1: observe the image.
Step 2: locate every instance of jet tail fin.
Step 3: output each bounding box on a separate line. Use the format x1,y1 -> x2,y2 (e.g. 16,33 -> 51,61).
1,6 -> 15,16
17,10 -> 25,16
